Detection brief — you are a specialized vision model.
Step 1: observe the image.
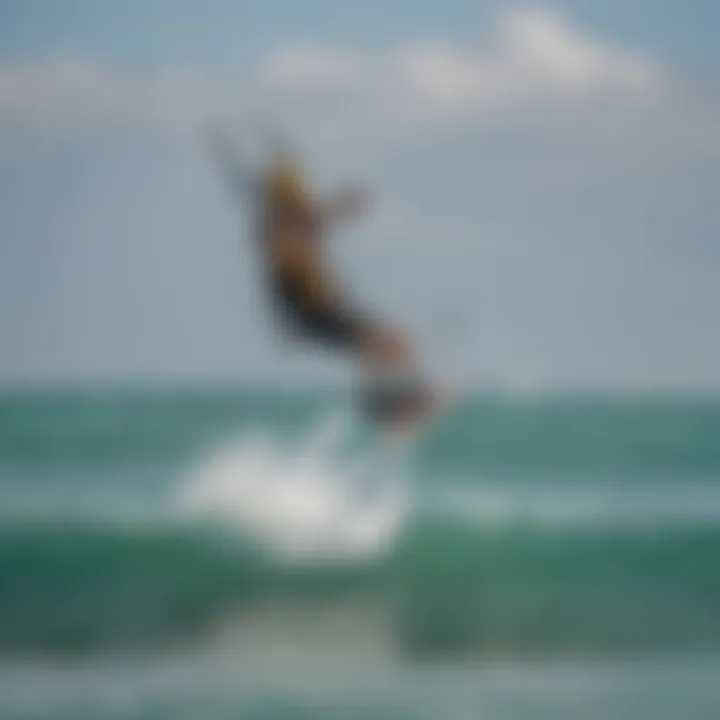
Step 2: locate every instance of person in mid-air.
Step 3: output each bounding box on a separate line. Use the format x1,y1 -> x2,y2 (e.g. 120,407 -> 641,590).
210,131 -> 437,427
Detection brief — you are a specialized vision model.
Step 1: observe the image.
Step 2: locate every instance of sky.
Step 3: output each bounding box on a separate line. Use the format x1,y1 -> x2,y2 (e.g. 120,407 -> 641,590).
1,0 -> 719,392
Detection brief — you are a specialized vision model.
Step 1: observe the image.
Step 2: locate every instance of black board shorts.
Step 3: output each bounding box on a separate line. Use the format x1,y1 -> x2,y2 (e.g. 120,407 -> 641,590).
290,302 -> 370,349
272,278 -> 370,351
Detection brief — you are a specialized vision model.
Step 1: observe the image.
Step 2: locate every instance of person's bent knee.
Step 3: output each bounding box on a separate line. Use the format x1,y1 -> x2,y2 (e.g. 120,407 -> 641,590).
361,325 -> 413,365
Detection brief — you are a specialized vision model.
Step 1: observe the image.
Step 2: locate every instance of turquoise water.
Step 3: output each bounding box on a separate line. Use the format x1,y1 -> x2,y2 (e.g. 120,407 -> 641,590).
1,389 -> 719,718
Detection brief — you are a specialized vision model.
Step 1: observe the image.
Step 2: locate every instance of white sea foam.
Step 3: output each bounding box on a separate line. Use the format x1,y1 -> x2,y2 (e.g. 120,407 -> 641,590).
175,410 -> 411,561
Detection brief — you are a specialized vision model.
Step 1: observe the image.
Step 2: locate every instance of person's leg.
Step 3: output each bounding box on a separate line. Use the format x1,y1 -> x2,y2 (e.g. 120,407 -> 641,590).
288,300 -> 433,423
357,324 -> 416,374
355,323 -> 434,423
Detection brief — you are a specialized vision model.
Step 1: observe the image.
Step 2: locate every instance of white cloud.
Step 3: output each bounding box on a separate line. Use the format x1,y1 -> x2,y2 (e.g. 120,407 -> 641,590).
262,46 -> 361,92
0,9 -> 663,125
495,9 -> 660,96
0,7 -> 714,161
241,8 -> 676,153
0,60 -> 129,118
257,9 -> 663,122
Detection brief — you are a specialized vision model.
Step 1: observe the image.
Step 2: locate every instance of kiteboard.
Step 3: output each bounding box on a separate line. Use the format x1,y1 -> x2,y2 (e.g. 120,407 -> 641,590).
364,381 -> 458,441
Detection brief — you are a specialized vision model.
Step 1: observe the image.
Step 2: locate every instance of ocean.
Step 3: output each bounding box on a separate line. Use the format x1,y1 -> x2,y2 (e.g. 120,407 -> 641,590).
0,389 -> 719,719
